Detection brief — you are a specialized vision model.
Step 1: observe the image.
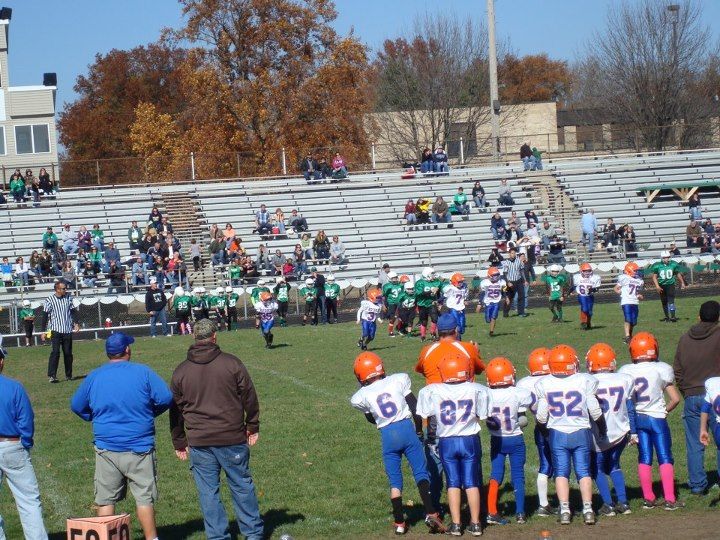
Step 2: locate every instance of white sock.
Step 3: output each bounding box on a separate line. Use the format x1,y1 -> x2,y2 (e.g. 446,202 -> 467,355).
537,474 -> 549,507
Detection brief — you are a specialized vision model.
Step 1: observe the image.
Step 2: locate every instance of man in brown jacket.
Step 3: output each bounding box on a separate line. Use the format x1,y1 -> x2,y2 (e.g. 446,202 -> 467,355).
673,300 -> 720,495
170,318 -> 264,540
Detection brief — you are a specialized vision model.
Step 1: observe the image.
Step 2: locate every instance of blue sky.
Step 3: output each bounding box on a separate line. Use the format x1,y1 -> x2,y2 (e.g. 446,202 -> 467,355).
3,0 -> 720,112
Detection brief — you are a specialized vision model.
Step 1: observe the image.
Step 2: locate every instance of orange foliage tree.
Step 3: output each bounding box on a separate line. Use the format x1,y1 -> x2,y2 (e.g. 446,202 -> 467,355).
498,53 -> 572,104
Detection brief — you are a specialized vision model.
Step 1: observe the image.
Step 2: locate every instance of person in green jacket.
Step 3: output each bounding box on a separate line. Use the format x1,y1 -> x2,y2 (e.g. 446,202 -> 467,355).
9,174 -> 25,203
299,277 -> 317,326
19,299 -> 35,347
532,147 -> 544,170
90,223 -> 105,252
649,251 -> 687,322
382,272 -> 403,336
415,267 -> 443,341
42,227 -> 58,250
452,187 -> 470,216
324,275 -> 341,324
541,265 -> 568,322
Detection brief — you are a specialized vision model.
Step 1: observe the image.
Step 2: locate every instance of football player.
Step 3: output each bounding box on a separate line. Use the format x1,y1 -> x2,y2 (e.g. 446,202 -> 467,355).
299,277 -> 317,326
210,286 -> 228,331
415,267 -> 442,342
396,281 -> 417,336
535,344 -> 607,525
614,262 -> 644,344
619,332 -> 683,510
699,376 -> 720,483
357,288 -> 383,351
324,274 -> 341,324
225,286 -> 240,331
479,267 -> 506,337
190,287 -> 207,322
274,277 -> 291,326
382,271 -> 403,337
443,273 -> 468,337
649,251 -> 686,322
541,264 -> 567,322
572,263 -> 601,330
350,352 -> 445,535
417,349 -> 490,537
485,357 -> 533,525
254,291 -> 277,348
585,343 -> 636,516
516,348 -> 556,517
172,286 -> 192,335
251,279 -> 271,329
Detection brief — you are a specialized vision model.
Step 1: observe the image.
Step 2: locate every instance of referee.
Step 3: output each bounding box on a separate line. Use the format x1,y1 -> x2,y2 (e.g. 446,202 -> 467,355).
501,247 -> 528,317
40,281 -> 79,383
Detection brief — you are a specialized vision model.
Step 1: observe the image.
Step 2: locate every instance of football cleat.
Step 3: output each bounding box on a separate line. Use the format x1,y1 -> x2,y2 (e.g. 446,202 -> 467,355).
642,498 -> 662,510
515,513 -> 527,524
664,500 -> 685,511
424,513 -> 446,533
446,523 -> 462,536
486,514 -> 509,526
583,509 -> 596,525
467,522 -> 483,536
598,504 -> 616,517
559,510 -> 572,525
614,502 -> 632,515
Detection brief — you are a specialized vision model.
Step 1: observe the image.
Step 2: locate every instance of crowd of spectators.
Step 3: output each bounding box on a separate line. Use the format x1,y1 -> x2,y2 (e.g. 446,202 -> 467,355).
2,168 -> 58,207
580,209 -> 638,256
419,147 -> 450,174
300,152 -> 349,183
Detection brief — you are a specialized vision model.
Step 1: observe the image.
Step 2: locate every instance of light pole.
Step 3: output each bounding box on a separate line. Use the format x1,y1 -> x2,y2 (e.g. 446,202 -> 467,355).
487,0 -> 501,161
668,4 -> 679,66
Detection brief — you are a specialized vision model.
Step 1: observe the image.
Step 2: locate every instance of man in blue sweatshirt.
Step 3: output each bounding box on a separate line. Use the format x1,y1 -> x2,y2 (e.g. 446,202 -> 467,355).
0,353 -> 49,540
70,333 -> 173,540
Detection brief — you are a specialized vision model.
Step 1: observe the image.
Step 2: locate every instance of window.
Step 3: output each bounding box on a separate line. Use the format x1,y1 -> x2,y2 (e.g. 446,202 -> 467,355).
0,127 -> 5,155
15,124 -> 50,154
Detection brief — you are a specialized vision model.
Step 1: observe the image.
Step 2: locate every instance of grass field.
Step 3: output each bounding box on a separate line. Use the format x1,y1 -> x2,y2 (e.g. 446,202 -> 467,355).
2,295 -> 720,539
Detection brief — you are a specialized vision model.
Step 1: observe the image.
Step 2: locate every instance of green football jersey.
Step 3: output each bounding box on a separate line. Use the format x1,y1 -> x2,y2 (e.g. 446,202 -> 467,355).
415,278 -> 442,307
542,274 -> 567,301
19,308 -> 35,320
382,282 -> 403,305
229,265 -> 242,279
275,284 -> 290,302
191,296 -> 206,309
325,283 -> 341,300
650,261 -> 682,286
300,286 -> 317,302
173,295 -> 192,312
398,291 -> 416,309
227,293 -> 240,308
215,295 -> 227,309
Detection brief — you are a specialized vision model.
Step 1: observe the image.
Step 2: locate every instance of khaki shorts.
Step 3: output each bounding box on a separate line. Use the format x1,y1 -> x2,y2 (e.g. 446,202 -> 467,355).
94,447 -> 158,506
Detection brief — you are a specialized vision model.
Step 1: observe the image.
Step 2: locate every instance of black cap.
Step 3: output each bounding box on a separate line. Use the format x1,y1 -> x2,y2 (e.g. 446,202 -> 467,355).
699,301 -> 720,323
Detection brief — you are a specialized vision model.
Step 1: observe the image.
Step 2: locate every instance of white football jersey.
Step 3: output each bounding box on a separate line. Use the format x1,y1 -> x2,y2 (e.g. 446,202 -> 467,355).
443,284 -> 468,311
536,373 -> 601,433
591,372 -> 636,450
573,273 -> 601,296
350,373 -> 413,430
480,278 -> 506,305
703,377 -> 720,424
619,361 -> 675,419
417,381 -> 490,438
487,386 -> 533,437
253,301 -> 277,321
616,274 -> 643,305
357,300 -> 382,322
516,374 -> 547,415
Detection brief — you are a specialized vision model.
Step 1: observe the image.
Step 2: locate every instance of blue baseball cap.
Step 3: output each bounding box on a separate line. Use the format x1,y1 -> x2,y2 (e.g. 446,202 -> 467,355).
437,313 -> 458,332
105,332 -> 135,356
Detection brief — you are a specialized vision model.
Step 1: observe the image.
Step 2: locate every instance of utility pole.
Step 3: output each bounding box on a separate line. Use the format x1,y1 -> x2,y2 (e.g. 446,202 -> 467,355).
668,4 -> 679,66
487,0 -> 501,161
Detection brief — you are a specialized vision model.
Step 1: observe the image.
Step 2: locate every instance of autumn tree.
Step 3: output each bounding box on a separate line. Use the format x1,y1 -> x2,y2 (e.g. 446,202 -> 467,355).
498,54 -> 572,103
129,102 -> 189,181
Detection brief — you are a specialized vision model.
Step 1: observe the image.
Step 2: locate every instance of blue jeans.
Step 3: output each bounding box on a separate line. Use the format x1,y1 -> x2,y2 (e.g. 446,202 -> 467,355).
149,307 -> 169,336
0,441 -> 48,540
303,170 -> 321,182
583,231 -> 596,252
684,395 -> 716,493
689,207 -> 702,220
421,160 -> 435,173
431,213 -> 451,224
189,445 -> 264,540
405,213 -> 417,224
473,195 -> 486,211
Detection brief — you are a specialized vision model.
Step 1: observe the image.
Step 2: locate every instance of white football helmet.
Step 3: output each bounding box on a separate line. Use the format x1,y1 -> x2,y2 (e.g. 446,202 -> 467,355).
225,286 -> 233,293
215,287 -> 223,295
305,278 -> 314,286
257,279 -> 266,286
174,286 -> 185,296
327,274 -> 336,282
660,250 -> 671,259
421,267 -> 435,279
404,282 -> 415,292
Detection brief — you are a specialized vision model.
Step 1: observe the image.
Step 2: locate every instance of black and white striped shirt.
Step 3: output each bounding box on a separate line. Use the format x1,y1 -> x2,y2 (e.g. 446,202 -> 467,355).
502,257 -> 524,282
42,293 -> 78,334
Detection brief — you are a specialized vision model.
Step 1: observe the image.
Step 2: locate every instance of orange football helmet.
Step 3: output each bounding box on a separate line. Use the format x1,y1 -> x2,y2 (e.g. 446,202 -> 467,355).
259,291 -> 272,302
548,344 -> 579,375
366,288 -> 382,303
353,352 -> 385,383
450,272 -> 465,286
486,357 -> 516,387
528,347 -> 551,376
487,267 -> 501,281
438,349 -> 471,383
399,274 -> 410,283
629,332 -> 659,362
586,343 -> 617,373
580,262 -> 592,276
624,261 -> 640,277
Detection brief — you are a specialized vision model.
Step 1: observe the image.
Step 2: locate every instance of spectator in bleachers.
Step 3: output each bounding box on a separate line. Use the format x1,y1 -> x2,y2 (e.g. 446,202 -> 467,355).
378,263 -> 391,286
289,209 -> 308,233
166,252 -> 187,287
539,219 -> 554,249
525,221 -> 539,242
532,147 -> 544,170
404,198 -> 417,226
29,175 -> 41,207
301,153 -> 321,183
132,256 -> 148,286
506,222 -> 523,244
147,241 -> 168,265
88,246 -> 102,272
39,250 -> 53,279
313,230 -> 331,261
0,189 -> 6,204
228,259 -> 243,285
702,218 -> 714,237
471,181 -> 486,212
150,254 -> 168,288
223,223 -> 236,248
13,256 -> 30,287
128,220 -> 142,251
209,223 -> 222,242
38,168 -> 55,195
667,241 -> 681,256
507,210 -> 519,227
686,220 -> 705,248
255,204 -> 272,236
271,249 -> 286,276
601,217 -> 617,250
165,232 -> 181,256
710,226 -> 720,255
107,260 -> 126,294
91,223 -> 105,252
9,171 -> 25,204
317,157 -> 333,180
416,197 -> 431,224
75,225 -> 91,252
59,224 -> 77,254
24,170 -> 34,197
520,142 -> 534,171
82,260 -> 98,288
227,236 -> 245,260
52,246 -> 67,274
209,237 -> 226,266
622,225 -> 637,254
238,255 -> 257,281
497,179 -> 515,206
29,251 -> 41,278
452,187 -> 470,216
420,147 -> 434,173
581,208 -> 597,252
547,235 -> 567,265
524,209 -> 539,228
190,239 -> 202,271
431,196 -> 452,227
300,233 -> 313,259
332,152 -> 348,179
158,216 -> 173,238
273,208 -> 286,235
42,227 -> 58,250
688,193 -> 702,221
330,235 -> 347,265
61,260 -> 76,289
139,232 -> 154,255
490,211 -> 506,240
433,147 -> 449,174
148,206 -> 162,229
487,247 -> 504,267
104,241 -> 121,272
257,243 -> 273,273
292,244 -> 308,277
